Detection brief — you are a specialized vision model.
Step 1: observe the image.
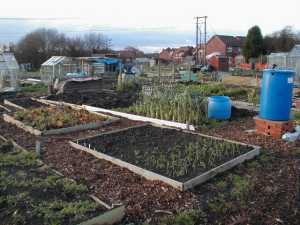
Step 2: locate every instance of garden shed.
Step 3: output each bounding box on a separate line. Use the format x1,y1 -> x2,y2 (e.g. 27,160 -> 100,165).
0,52 -> 19,91
40,56 -> 121,84
40,56 -> 74,84
267,45 -> 300,81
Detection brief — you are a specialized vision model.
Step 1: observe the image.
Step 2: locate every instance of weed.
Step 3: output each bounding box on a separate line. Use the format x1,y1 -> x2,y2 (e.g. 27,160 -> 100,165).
160,210 -> 207,225
61,179 -> 87,195
231,175 -> 253,205
215,180 -> 227,190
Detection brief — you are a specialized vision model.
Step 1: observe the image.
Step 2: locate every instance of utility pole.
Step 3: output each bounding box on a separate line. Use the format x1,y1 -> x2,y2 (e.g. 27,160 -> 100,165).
194,16 -> 207,66
204,16 -> 207,66
195,17 -> 199,65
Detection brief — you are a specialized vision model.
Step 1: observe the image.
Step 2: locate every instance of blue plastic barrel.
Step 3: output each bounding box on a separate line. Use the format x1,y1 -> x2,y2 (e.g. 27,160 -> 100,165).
259,69 -> 295,121
208,96 -> 231,120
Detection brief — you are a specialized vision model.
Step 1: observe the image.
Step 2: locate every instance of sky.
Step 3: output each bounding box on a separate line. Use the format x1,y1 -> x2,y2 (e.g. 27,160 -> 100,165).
0,0 -> 300,52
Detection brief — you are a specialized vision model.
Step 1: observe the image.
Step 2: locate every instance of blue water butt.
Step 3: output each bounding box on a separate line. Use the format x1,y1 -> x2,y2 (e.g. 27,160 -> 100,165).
208,96 -> 231,120
259,69 -> 295,121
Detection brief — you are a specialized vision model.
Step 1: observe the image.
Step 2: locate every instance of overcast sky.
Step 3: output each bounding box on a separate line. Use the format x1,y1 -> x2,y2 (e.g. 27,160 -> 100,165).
0,0 -> 299,52
1,0 -> 300,34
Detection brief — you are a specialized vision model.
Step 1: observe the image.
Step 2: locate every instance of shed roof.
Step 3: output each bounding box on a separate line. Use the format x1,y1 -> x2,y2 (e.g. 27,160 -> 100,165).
42,56 -> 66,66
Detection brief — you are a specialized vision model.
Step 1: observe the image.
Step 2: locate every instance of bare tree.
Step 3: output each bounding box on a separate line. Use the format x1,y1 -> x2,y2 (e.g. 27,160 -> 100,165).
14,28 -> 112,69
83,33 -> 112,54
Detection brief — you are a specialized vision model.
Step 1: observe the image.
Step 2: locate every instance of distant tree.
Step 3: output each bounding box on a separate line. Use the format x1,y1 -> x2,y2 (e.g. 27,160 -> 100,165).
14,28 -> 112,69
119,46 -> 144,63
263,26 -> 299,54
83,33 -> 112,54
15,28 -> 67,69
243,26 -> 264,62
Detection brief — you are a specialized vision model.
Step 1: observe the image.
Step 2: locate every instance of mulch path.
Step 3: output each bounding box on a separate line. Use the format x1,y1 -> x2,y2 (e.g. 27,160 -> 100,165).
0,112 -> 300,224
198,117 -> 297,152
0,117 -> 199,223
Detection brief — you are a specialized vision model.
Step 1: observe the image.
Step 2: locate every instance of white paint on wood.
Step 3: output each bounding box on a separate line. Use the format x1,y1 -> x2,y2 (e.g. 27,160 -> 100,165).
83,105 -> 196,131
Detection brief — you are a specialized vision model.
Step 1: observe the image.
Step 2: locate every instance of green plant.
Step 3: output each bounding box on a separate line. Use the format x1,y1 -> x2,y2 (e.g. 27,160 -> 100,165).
14,106 -> 107,130
231,175 -> 253,205
160,210 -> 207,225
123,86 -> 208,126
247,88 -> 260,106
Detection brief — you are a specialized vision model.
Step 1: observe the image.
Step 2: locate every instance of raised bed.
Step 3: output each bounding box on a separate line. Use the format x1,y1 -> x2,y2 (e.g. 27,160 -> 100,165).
3,106 -> 119,136
0,137 -> 124,225
25,99 -> 196,130
4,97 -> 48,110
70,124 -> 260,191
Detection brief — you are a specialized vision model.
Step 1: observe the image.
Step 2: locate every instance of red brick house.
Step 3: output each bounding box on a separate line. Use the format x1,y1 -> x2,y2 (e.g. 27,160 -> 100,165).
206,35 -> 246,66
159,46 -> 194,64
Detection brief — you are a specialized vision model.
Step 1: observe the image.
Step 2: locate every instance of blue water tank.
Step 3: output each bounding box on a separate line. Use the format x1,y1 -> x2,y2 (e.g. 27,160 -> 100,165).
208,96 -> 231,120
259,69 -> 295,121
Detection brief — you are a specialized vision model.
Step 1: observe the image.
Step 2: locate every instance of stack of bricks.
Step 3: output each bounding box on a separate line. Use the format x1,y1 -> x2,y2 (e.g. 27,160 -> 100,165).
254,116 -> 294,139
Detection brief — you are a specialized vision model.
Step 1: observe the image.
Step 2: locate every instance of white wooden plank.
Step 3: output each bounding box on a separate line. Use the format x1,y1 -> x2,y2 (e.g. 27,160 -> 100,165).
83,105 -> 195,131
4,99 -> 26,110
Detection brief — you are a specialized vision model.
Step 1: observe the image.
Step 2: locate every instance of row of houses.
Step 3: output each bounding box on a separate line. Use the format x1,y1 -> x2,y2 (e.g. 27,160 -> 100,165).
159,34 -> 246,71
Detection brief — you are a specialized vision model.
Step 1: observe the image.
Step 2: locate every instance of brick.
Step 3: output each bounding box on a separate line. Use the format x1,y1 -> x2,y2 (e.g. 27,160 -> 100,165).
254,116 -> 294,139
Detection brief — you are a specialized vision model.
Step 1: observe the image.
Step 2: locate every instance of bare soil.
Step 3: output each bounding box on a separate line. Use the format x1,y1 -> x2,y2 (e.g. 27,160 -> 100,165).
0,114 -> 300,224
47,90 -> 139,109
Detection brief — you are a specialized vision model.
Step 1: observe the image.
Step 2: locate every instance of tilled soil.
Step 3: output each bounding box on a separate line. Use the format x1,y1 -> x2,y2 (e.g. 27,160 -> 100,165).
47,91 -> 139,109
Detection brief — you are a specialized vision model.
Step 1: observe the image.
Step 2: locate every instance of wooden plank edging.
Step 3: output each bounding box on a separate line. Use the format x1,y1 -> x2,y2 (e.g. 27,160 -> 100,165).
69,141 -> 184,190
79,205 -> 125,225
83,105 -> 196,131
0,104 -> 12,112
182,147 -> 260,190
69,141 -> 260,191
3,113 -> 119,136
4,99 -> 26,111
69,125 -> 261,191
3,114 -> 42,136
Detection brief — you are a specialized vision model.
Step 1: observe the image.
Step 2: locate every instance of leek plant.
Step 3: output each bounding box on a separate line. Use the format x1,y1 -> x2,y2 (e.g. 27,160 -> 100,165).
124,85 -> 208,125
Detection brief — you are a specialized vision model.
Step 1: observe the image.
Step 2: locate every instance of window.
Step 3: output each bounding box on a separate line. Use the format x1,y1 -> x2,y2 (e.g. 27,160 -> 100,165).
227,47 -> 233,53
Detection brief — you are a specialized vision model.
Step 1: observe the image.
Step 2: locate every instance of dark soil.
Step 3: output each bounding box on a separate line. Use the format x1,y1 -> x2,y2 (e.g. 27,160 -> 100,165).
79,125 -> 253,182
8,97 -> 47,109
47,90 -> 139,109
0,141 -> 106,225
0,113 -> 300,224
197,116 -> 297,152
